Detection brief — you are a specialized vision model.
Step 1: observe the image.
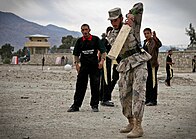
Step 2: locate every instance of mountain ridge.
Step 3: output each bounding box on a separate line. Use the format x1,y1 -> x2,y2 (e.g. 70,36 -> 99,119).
0,11 -> 81,51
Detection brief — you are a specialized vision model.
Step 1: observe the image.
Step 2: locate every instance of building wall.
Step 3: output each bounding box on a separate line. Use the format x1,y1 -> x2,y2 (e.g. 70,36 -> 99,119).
158,50 -> 196,72
25,41 -> 51,47
29,37 -> 48,42
29,53 -> 73,65
28,51 -> 196,72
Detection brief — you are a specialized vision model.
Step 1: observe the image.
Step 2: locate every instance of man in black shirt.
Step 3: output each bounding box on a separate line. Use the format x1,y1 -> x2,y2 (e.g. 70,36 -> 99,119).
165,50 -> 174,86
67,24 -> 106,112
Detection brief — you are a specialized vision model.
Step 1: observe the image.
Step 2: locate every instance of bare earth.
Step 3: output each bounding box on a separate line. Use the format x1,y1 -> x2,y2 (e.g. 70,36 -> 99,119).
0,65 -> 196,139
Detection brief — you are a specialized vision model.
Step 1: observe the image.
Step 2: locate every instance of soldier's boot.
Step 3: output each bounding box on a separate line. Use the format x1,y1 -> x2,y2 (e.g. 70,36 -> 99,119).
120,117 -> 134,133
127,118 -> 143,138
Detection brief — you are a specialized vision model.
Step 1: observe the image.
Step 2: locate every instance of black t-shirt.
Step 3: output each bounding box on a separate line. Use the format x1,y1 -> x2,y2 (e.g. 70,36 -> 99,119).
73,35 -> 106,65
166,55 -> 172,69
101,38 -> 111,53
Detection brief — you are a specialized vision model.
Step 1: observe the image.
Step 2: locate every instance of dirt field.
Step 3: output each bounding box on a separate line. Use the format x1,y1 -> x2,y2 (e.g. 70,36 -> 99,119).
0,65 -> 196,139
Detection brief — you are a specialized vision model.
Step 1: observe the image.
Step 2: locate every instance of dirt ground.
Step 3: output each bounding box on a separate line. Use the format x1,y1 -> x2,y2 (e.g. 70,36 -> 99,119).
0,65 -> 196,139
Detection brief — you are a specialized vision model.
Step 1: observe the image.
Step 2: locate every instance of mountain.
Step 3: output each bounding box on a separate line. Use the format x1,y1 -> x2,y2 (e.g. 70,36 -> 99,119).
0,11 -> 81,51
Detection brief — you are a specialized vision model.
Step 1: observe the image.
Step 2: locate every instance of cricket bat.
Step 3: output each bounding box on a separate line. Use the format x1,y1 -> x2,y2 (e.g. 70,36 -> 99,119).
107,25 -> 131,60
103,60 -> 108,85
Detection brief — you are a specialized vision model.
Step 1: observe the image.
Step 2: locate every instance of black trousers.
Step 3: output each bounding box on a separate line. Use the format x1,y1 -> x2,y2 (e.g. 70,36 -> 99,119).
165,68 -> 173,86
99,60 -> 119,102
73,64 -> 100,108
146,63 -> 159,104
111,64 -> 119,93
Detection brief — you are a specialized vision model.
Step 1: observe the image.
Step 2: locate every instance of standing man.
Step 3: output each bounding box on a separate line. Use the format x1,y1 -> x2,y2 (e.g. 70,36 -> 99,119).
65,56 -> 68,65
61,56 -> 65,65
143,28 -> 162,106
67,24 -> 106,112
107,3 -> 151,138
165,50 -> 174,86
99,26 -> 119,107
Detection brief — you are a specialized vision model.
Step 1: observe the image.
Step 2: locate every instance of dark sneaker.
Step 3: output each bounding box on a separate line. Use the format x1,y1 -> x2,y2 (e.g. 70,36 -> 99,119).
146,102 -> 157,106
92,107 -> 99,112
67,105 -> 79,112
101,101 -> 114,107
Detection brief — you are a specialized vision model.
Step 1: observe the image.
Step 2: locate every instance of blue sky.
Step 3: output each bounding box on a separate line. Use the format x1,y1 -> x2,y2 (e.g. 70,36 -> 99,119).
0,0 -> 196,47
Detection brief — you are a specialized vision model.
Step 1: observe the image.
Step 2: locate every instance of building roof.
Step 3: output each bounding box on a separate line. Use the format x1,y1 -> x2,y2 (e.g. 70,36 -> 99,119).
25,34 -> 50,38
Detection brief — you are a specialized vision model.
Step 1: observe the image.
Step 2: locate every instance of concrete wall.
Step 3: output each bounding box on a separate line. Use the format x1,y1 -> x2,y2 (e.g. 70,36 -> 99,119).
28,50 -> 196,72
29,53 -> 73,65
158,50 -> 196,72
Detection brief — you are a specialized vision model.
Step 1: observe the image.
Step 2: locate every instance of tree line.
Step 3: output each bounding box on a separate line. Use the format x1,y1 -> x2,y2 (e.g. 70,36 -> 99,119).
0,35 -> 78,64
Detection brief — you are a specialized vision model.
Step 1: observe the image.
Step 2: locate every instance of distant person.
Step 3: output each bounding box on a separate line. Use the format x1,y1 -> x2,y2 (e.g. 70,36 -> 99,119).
192,55 -> 196,72
61,56 -> 65,65
165,50 -> 175,86
99,26 -> 119,107
65,56 -> 68,64
143,28 -> 162,106
67,24 -> 106,112
42,57 -> 45,66
42,56 -> 45,70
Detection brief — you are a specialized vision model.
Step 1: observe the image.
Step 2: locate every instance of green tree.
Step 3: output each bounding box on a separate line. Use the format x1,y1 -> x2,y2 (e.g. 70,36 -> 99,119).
50,45 -> 57,53
59,35 -> 77,49
0,43 -> 14,63
13,47 -> 27,57
185,23 -> 196,44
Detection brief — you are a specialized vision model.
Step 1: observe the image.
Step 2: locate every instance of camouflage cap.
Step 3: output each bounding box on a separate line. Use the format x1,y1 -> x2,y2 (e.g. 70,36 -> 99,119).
108,7 -> 122,20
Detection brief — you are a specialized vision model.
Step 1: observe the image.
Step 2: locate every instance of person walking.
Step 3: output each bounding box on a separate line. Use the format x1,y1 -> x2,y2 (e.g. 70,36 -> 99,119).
165,50 -> 174,86
143,28 -> 162,106
107,3 -> 151,138
67,24 -> 106,112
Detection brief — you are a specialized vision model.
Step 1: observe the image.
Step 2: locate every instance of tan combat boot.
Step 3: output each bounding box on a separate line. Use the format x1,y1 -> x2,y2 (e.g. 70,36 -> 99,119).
127,118 -> 143,138
120,117 -> 134,133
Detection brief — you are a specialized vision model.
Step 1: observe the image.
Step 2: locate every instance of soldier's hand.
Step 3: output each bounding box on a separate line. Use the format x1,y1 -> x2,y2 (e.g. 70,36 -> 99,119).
125,13 -> 134,27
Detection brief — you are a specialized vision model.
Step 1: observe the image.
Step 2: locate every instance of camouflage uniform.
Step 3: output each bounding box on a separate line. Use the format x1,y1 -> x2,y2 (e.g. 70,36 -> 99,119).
107,3 -> 151,120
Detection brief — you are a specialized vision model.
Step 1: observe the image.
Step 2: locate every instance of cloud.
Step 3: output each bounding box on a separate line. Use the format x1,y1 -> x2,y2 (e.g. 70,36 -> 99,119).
0,0 -> 196,45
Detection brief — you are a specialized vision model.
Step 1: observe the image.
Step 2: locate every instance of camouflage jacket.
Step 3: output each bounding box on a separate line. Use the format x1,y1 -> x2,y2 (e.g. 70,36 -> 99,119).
107,2 -> 151,73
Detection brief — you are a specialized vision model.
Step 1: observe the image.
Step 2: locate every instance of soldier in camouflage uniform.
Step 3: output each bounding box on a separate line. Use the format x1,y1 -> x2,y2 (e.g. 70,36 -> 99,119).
107,3 -> 151,138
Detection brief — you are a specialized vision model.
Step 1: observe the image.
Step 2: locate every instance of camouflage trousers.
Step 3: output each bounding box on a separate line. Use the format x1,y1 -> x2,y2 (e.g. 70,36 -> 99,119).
118,62 -> 147,119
